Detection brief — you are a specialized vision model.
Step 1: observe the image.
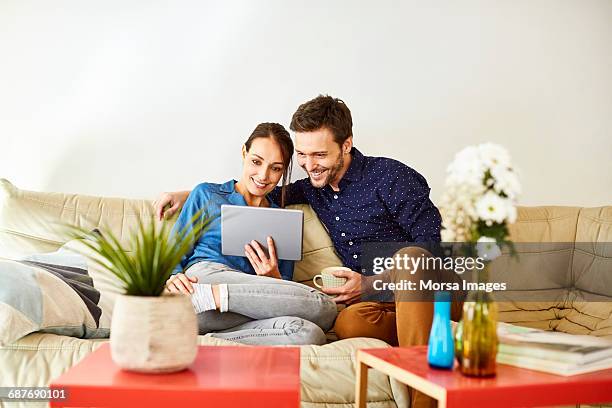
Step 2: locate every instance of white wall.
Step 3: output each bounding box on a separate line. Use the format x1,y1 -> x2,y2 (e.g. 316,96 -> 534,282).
1,0 -> 611,206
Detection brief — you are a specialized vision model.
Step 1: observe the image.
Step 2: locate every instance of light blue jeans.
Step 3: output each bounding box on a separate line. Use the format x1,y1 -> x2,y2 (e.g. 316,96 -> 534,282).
185,261 -> 337,345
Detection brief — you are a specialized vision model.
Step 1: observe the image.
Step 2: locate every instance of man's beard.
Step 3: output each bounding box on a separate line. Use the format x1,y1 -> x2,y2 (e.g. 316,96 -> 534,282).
309,153 -> 344,188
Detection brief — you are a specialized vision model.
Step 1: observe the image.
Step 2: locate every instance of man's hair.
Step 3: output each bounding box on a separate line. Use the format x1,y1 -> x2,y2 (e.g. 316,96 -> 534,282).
290,95 -> 353,145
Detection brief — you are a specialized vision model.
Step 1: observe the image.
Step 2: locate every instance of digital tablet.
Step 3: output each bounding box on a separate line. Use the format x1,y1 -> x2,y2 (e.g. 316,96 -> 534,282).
221,205 -> 304,261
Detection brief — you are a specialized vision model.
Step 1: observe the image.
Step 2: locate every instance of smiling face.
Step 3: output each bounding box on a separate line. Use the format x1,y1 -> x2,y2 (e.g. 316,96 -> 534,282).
295,127 -> 352,189
240,136 -> 286,197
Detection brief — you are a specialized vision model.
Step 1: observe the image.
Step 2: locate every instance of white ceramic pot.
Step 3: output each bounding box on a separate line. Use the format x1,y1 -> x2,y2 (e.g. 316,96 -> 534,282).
110,294 -> 197,373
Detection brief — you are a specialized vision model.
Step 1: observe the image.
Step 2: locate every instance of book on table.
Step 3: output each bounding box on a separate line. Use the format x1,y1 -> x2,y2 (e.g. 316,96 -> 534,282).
496,322 -> 612,376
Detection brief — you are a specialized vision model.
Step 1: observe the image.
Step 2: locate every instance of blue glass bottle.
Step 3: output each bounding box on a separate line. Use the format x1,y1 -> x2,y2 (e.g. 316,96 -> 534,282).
427,291 -> 454,369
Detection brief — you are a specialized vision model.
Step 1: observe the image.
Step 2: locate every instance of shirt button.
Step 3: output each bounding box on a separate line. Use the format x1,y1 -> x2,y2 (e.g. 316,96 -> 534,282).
341,232 -> 346,237
353,254 -> 358,259
333,194 -> 338,199
349,241 -> 353,246
335,216 -> 340,221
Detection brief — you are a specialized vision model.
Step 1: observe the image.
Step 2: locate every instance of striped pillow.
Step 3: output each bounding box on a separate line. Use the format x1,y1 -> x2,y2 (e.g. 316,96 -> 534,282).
0,244 -> 114,346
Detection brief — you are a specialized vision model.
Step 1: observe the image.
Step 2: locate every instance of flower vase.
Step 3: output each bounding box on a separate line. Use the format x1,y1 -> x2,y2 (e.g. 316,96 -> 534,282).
458,264 -> 498,377
427,291 -> 454,369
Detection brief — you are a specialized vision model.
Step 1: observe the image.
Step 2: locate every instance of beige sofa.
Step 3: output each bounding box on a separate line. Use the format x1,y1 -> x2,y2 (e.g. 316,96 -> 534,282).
0,179 -> 408,408
1,178 -> 611,408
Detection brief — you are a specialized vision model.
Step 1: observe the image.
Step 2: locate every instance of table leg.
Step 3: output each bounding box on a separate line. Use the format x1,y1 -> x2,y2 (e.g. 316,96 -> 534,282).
355,361 -> 368,408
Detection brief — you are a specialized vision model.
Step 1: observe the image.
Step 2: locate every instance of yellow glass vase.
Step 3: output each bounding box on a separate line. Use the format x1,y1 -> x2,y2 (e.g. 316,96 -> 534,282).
458,264 -> 498,377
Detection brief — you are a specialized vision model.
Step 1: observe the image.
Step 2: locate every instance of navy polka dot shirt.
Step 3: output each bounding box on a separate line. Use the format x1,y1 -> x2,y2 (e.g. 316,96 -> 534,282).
271,147 -> 442,272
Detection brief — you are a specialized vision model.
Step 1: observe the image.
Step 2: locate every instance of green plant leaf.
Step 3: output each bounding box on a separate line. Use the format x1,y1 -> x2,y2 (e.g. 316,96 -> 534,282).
63,207 -> 211,296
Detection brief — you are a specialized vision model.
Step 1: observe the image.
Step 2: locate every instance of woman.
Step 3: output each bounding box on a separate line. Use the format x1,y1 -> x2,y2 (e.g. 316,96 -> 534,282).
163,122 -> 336,345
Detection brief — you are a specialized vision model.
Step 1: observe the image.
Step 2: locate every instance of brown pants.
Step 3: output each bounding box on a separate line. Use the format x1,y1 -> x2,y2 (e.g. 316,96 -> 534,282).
334,300 -> 462,347
334,247 -> 463,408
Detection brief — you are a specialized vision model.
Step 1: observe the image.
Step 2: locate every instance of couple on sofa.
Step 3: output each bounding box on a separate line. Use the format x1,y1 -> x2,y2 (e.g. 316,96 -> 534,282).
158,95 -> 462,352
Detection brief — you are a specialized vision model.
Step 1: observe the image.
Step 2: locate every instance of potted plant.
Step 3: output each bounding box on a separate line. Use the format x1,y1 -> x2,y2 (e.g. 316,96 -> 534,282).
67,211 -> 210,373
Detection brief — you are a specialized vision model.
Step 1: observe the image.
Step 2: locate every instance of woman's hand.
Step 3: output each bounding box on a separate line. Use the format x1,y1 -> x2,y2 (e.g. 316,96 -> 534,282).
244,237 -> 281,279
165,273 -> 198,294
153,190 -> 191,221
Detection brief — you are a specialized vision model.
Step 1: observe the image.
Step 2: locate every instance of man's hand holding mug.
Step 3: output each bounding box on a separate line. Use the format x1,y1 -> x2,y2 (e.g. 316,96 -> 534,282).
314,266 -> 362,304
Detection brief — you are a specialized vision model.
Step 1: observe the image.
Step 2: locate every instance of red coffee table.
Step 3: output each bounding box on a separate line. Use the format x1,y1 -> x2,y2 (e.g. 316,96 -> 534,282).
50,344 -> 300,407
356,346 -> 612,408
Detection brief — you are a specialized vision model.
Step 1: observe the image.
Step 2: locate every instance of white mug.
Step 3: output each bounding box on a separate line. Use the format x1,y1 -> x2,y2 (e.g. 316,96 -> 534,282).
313,266 -> 350,290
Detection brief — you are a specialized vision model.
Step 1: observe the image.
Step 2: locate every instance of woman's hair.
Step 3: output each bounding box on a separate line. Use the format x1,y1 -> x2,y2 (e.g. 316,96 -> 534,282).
244,122 -> 293,207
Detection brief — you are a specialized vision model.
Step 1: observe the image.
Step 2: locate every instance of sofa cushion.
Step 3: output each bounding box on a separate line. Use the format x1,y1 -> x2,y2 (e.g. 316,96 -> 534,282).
508,206 -> 581,242
0,333 -> 407,408
555,301 -> 612,339
292,204 -> 343,284
497,301 -> 570,331
575,207 -> 612,242
500,206 -> 582,331
500,206 -> 612,337
0,178 -> 160,258
496,206 -> 579,330
564,207 -> 612,337
0,256 -> 109,346
573,207 -> 612,299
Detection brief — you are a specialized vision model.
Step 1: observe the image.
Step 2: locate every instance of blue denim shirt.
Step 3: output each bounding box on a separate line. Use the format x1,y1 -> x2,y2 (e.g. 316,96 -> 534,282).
171,180 -> 294,280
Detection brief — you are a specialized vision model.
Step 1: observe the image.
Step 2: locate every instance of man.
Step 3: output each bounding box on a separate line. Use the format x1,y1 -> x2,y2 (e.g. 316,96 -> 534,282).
155,95 -> 461,407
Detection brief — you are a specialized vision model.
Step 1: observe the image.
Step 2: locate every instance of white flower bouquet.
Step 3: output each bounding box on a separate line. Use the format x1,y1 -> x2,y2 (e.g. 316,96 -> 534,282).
439,143 -> 521,257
